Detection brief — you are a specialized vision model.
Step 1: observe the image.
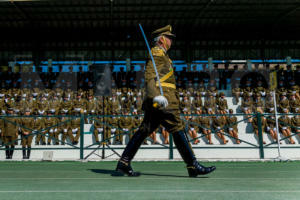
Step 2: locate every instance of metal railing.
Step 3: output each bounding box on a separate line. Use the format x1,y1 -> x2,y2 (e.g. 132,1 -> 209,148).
0,113 -> 299,160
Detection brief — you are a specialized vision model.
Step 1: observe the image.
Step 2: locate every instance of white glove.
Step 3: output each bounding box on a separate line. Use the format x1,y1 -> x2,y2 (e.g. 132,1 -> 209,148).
153,95 -> 168,108
97,128 -> 103,132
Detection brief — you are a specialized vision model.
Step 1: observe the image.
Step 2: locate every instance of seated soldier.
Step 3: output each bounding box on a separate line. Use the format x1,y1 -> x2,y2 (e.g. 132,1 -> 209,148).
118,110 -> 134,144
266,110 -> 280,144
242,80 -> 254,99
253,93 -> 265,112
254,80 -> 267,98
278,109 -> 295,144
278,93 -> 290,113
207,80 -> 218,97
204,92 -> 216,115
226,109 -> 240,144
45,110 -> 59,145
186,112 -> 199,145
212,110 -> 228,144
216,92 -> 228,119
289,93 -> 300,113
201,110 -> 213,144
291,110 -> 300,139
241,94 -> 254,122
251,108 -> 267,144
161,125 -> 169,144
231,83 -> 243,104
93,112 -> 104,144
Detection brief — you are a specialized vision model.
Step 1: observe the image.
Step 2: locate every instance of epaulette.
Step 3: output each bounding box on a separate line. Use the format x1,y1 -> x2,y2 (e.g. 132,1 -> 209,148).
151,47 -> 165,57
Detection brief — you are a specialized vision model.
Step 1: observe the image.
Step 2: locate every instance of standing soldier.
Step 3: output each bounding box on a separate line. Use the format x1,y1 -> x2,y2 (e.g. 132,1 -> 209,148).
115,25 -> 215,176
0,113 -> 4,145
3,107 -> 19,159
21,109 -> 34,159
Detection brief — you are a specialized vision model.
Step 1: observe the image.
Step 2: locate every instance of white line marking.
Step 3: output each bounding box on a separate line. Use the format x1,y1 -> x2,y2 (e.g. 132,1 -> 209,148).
0,177 -> 300,180
0,190 -> 300,193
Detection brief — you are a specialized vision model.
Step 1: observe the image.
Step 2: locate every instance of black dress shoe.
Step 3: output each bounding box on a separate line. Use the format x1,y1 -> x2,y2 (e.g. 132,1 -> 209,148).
115,161 -> 140,177
187,160 -> 216,177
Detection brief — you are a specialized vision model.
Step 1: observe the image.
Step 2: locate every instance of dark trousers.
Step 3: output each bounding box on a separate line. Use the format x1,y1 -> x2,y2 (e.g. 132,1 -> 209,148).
120,101 -> 195,165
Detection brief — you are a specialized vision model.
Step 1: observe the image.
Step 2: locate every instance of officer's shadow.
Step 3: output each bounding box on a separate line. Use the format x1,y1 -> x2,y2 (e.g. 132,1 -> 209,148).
88,169 -> 208,178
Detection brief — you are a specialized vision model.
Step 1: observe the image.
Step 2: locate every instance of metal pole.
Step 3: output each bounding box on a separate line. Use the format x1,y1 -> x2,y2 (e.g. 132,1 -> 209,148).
169,134 -> 173,160
80,114 -> 84,160
257,112 -> 264,159
102,97 -> 105,159
272,91 -> 288,161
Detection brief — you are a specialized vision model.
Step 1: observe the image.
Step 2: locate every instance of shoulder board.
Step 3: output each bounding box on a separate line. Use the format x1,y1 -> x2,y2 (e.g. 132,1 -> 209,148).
151,47 -> 165,57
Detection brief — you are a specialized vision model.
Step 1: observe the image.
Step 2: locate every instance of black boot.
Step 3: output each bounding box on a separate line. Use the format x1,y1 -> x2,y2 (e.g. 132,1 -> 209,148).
22,148 -> 27,159
9,147 -> 15,159
172,130 -> 216,177
5,147 -> 10,159
116,160 -> 140,177
116,129 -> 147,176
27,147 -> 31,159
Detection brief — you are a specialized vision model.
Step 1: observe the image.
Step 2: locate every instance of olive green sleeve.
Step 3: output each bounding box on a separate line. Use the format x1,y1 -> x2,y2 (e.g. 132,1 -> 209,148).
144,56 -> 164,99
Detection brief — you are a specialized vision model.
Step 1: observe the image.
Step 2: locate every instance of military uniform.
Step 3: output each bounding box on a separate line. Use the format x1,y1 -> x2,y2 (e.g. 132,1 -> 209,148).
278,115 -> 291,132
193,96 -> 202,112
59,114 -> 73,144
289,95 -> 300,113
204,95 -> 216,113
45,111 -> 60,145
241,97 -> 253,112
3,109 -> 20,159
117,25 -> 216,177
93,115 -> 103,144
226,115 -> 238,132
70,110 -> 82,144
279,96 -> 289,113
119,113 -> 134,141
291,114 -> 300,133
34,116 -> 46,145
21,111 -> 34,159
216,95 -> 228,112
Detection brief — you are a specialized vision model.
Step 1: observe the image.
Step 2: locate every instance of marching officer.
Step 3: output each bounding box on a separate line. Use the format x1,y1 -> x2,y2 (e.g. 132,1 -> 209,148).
115,25 -> 215,177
